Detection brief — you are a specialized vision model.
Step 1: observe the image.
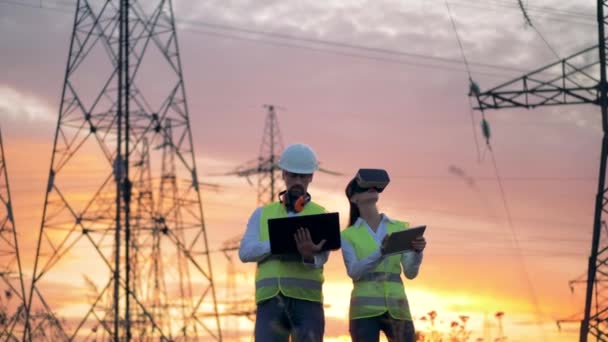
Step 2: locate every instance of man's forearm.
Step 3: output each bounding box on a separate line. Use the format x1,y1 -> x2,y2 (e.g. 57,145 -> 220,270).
239,240 -> 271,262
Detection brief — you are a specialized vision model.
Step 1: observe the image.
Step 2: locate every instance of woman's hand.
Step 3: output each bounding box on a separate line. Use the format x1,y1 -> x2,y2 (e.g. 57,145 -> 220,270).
294,227 -> 326,262
411,236 -> 426,253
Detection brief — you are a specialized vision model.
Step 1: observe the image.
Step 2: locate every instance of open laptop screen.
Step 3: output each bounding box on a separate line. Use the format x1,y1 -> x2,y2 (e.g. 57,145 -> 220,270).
268,212 -> 341,255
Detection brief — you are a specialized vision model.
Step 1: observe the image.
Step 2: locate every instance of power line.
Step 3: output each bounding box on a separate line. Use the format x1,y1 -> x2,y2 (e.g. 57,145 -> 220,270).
444,0 -> 483,162
479,147 -> 546,335
477,0 -> 594,19
179,27 -> 520,78
7,0 -> 588,91
444,0 -> 545,333
520,7 -> 562,60
447,0 -> 595,26
388,203 -> 590,228
177,18 -> 530,73
0,0 -> 68,12
427,252 -> 585,257
8,0 -> 596,27
0,0 -> 542,78
40,0 -> 606,28
0,0 -> 523,78
328,173 -> 598,182
392,176 -> 598,182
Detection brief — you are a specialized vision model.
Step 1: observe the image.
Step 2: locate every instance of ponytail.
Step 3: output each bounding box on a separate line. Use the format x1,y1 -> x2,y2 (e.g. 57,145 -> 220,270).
345,177 -> 360,226
348,201 -> 360,226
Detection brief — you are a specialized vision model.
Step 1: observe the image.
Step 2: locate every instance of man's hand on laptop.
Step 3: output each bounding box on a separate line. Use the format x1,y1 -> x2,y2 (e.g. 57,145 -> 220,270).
294,227 -> 326,262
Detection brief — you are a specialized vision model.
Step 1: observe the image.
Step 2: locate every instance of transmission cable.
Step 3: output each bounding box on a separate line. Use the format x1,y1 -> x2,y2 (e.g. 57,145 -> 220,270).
444,0 -> 547,335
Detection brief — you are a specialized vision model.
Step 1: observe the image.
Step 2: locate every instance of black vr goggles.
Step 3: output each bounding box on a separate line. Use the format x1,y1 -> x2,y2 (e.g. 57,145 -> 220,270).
348,168 -> 390,195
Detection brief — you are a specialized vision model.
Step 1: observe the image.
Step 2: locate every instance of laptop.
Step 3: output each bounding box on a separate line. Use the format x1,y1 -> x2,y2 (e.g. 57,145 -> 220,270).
268,212 -> 341,255
382,225 -> 426,256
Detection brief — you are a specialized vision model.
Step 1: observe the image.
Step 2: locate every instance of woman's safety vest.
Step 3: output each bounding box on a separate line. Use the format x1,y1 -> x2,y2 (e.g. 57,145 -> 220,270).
255,201 -> 325,303
342,219 -> 412,320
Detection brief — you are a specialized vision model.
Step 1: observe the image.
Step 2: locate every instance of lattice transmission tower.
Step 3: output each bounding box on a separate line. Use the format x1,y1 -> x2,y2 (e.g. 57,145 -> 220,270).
215,105 -> 284,206
24,0 -> 222,340
215,104 -> 340,206
0,128 -> 28,341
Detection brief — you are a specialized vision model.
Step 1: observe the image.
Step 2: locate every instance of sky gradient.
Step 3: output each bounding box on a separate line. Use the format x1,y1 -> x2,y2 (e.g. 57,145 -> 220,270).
0,0 -> 602,340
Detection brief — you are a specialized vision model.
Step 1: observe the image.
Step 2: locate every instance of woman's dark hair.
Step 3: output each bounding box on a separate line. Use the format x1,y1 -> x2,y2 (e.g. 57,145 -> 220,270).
346,178 -> 360,226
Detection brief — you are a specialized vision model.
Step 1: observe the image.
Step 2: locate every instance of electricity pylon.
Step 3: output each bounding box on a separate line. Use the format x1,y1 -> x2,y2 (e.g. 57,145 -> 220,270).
80,131 -> 222,341
216,237 -> 255,341
25,0 -> 221,340
214,105 -> 284,205
469,2 -> 607,340
215,104 -> 341,206
557,221 -> 608,335
0,128 -> 27,341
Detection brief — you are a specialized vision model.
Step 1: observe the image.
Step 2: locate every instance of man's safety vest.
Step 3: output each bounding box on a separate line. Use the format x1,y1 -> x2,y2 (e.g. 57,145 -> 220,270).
341,219 -> 412,320
255,201 -> 325,303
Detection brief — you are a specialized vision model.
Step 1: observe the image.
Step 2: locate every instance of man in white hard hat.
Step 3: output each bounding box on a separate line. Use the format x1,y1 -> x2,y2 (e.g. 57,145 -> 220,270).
239,143 -> 329,342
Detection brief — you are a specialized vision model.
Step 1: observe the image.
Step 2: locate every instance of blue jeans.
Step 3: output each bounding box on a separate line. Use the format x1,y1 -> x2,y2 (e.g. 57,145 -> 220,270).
255,294 -> 325,342
349,312 -> 415,342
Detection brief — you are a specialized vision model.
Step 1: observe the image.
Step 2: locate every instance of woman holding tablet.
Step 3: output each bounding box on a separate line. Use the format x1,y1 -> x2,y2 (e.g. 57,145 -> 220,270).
341,169 -> 426,342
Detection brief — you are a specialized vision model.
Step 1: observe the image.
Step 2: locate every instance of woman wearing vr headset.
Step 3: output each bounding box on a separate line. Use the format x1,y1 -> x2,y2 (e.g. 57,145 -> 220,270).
341,169 -> 426,342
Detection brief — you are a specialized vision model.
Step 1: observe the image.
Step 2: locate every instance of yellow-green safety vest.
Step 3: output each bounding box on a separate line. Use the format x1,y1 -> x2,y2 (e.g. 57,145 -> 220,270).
255,201 -> 326,304
341,219 -> 412,320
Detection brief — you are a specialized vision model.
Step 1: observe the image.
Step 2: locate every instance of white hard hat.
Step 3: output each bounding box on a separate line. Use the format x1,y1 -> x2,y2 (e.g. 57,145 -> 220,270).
278,143 -> 319,174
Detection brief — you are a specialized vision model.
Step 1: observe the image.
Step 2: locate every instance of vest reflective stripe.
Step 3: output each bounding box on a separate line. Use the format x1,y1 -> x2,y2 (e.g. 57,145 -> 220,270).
355,272 -> 402,283
264,254 -> 302,262
255,201 -> 326,304
342,219 -> 413,320
256,277 -> 323,291
351,297 -> 408,308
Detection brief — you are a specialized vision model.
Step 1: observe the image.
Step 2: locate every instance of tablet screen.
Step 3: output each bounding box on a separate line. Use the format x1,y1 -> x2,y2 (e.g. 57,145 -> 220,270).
383,225 -> 426,255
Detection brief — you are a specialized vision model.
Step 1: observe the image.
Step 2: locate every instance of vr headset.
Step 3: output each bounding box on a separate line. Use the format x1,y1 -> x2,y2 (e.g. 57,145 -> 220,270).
349,168 -> 390,194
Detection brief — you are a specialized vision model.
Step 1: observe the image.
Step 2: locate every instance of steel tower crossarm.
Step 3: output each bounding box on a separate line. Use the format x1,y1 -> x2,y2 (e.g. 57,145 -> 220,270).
472,45 -> 600,110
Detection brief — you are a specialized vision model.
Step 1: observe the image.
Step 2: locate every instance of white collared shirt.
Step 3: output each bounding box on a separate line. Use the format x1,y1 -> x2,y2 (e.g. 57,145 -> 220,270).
341,214 -> 423,281
239,206 -> 329,268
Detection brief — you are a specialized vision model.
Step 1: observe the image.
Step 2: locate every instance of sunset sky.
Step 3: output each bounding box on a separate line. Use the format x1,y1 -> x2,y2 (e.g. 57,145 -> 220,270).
0,0 -> 602,341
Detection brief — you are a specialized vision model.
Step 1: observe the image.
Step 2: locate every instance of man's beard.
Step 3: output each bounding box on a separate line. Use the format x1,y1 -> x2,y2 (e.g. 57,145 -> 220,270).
288,185 -> 305,198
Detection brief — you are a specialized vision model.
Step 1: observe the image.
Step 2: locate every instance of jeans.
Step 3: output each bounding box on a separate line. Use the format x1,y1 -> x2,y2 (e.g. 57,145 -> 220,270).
349,312 -> 415,342
255,293 -> 325,342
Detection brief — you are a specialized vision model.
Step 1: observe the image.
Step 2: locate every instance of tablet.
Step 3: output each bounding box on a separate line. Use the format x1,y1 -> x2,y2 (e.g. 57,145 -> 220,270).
382,225 -> 426,256
268,212 -> 341,255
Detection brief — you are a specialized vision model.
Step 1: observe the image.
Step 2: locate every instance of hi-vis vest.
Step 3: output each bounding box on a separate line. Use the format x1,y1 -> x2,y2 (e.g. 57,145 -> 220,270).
255,201 -> 326,304
341,219 -> 412,320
